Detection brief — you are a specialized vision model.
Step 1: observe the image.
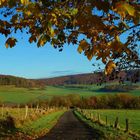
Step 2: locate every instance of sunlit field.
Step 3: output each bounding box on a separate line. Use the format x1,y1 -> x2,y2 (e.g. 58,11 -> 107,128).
0,107 -> 66,139
0,83 -> 140,104
79,109 -> 140,134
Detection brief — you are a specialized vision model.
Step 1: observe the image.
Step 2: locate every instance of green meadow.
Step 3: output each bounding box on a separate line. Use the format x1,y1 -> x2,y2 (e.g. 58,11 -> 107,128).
75,109 -> 140,140
0,83 -> 139,104
21,110 -> 65,137
82,109 -> 140,134
0,107 -> 66,139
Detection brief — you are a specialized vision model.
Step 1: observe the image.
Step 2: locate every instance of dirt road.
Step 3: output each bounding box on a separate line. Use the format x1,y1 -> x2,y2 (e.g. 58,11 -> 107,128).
37,110 -> 104,140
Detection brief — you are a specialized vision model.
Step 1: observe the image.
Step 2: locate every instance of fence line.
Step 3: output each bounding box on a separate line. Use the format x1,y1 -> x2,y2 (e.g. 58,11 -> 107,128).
77,108 -> 139,133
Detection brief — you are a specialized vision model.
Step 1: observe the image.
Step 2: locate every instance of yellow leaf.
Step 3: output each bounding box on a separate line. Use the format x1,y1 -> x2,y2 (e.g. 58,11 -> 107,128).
5,42 -> 8,48
0,0 -> 6,5
77,46 -> 83,53
50,28 -> 55,38
37,35 -> 50,47
87,53 -> 93,61
105,60 -> 116,75
25,11 -> 32,16
71,8 -> 78,15
115,2 -> 136,17
21,0 -> 29,5
115,2 -> 127,18
115,35 -> 120,42
123,3 -> 135,17
77,40 -> 89,54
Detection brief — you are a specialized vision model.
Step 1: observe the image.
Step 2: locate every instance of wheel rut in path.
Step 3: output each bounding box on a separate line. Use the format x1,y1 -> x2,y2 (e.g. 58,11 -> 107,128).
37,110 -> 104,140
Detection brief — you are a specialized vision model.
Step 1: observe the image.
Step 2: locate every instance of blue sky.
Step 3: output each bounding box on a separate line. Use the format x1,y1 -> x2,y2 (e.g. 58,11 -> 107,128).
0,10 -> 102,79
0,28 -> 137,79
0,32 -> 97,79
0,7 -> 139,79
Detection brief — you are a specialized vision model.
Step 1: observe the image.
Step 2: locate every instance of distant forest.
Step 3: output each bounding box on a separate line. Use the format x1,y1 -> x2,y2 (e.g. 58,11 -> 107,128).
40,69 -> 140,86
0,75 -> 44,88
0,69 -> 139,88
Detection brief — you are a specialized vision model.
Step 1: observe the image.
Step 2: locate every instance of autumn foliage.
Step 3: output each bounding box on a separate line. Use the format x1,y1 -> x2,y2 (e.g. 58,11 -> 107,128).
34,94 -> 140,109
0,0 -> 140,74
0,75 -> 44,88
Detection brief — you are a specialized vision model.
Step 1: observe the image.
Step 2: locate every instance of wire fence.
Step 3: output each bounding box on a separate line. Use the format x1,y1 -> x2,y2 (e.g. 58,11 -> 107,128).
77,108 -> 140,135
0,105 -> 60,121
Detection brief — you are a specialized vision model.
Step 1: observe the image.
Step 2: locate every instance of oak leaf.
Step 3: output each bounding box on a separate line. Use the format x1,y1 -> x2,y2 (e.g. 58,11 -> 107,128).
5,37 -> 17,48
77,40 -> 90,54
105,61 -> 116,75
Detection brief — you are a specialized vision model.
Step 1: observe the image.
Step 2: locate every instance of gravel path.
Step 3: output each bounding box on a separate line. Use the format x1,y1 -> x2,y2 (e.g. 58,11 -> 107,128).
37,110 -> 104,140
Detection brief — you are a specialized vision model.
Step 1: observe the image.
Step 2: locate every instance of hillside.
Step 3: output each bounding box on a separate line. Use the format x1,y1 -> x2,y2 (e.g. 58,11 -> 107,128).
39,70 -> 140,86
39,73 -> 100,86
0,75 -> 42,88
0,69 -> 139,87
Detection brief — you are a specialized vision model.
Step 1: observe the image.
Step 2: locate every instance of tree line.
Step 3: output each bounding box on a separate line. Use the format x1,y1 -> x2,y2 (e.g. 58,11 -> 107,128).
23,94 -> 140,109
40,69 -> 140,86
0,75 -> 44,88
1,93 -> 140,109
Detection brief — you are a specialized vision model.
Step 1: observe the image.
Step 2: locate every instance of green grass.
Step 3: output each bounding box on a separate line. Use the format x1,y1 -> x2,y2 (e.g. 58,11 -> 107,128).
21,110 -> 65,138
83,109 -> 140,135
0,83 -> 140,104
43,85 -> 105,97
0,85 -> 104,103
0,107 -> 66,139
0,86 -> 44,104
74,110 -> 135,140
129,89 -> 140,96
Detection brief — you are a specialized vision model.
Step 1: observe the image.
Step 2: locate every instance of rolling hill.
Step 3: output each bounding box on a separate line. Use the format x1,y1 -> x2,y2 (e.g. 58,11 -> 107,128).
0,75 -> 43,88
39,69 -> 140,86
0,69 -> 139,87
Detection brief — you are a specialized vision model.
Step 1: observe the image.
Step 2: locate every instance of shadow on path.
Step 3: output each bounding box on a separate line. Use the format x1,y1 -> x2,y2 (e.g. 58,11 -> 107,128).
37,110 -> 105,140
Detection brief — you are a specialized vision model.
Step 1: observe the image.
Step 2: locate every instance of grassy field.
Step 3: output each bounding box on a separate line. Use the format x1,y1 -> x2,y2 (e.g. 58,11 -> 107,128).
0,86 -> 44,104
21,110 -> 65,137
80,109 -> 140,135
0,83 -> 139,104
0,107 -> 66,139
74,110 -> 138,140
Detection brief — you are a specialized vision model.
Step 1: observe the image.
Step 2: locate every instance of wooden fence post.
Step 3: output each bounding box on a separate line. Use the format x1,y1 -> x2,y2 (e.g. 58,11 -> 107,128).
114,117 -> 119,128
25,105 -> 28,119
125,118 -> 129,132
36,104 -> 39,113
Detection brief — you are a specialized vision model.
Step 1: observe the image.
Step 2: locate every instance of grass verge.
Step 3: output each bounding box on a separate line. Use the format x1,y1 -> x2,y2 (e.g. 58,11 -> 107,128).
74,110 -> 139,140
20,110 -> 66,138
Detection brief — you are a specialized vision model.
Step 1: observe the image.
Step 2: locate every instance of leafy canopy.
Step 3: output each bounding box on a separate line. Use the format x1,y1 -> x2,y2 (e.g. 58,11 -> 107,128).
0,0 -> 140,74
